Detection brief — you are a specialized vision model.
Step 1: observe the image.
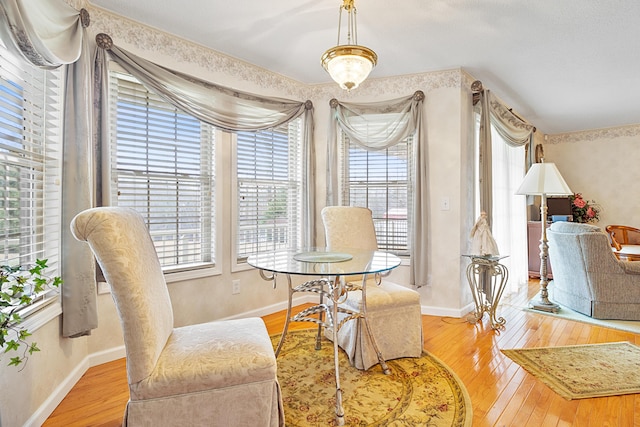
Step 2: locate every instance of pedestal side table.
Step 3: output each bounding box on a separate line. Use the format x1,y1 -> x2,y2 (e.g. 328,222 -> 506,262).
463,254 -> 509,330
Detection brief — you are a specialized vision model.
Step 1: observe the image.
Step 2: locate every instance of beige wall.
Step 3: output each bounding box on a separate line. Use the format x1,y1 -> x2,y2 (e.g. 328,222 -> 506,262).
544,126 -> 640,228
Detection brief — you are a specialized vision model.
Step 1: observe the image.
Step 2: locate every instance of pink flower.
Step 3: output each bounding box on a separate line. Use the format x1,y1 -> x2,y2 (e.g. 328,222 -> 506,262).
587,207 -> 595,218
573,195 -> 586,209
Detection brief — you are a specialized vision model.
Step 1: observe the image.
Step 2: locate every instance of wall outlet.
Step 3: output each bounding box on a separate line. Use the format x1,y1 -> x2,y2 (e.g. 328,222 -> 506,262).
232,279 -> 241,295
440,196 -> 450,211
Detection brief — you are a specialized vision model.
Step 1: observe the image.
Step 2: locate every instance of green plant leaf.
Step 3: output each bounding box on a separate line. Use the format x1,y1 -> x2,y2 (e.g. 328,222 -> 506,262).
28,342 -> 40,354
9,356 -> 22,366
4,339 -> 19,352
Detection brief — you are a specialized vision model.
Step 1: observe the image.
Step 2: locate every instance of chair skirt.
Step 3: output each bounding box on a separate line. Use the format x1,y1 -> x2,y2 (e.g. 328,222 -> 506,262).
327,281 -> 423,370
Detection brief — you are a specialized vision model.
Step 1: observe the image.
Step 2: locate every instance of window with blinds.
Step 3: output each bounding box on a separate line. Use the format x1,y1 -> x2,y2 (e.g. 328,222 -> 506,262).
110,72 -> 215,270
0,43 -> 62,309
339,132 -> 413,255
236,121 -> 302,262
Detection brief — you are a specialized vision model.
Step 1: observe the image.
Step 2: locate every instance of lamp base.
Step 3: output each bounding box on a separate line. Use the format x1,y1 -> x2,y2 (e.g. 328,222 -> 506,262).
528,299 -> 561,313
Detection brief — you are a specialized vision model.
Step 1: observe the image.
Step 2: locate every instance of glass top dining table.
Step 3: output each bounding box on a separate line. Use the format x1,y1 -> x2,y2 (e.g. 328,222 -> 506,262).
247,246 -> 401,426
247,247 -> 401,277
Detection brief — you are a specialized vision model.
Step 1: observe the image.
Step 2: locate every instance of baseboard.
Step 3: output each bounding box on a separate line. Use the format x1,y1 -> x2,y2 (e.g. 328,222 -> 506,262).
218,293 -> 319,320
420,302 -> 475,318
89,345 -> 127,366
24,357 -> 90,427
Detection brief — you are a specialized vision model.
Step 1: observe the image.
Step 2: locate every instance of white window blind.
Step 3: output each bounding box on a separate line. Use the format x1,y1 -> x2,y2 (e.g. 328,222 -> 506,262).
0,42 -> 62,307
236,120 -> 302,261
340,130 -> 413,255
109,72 -> 215,270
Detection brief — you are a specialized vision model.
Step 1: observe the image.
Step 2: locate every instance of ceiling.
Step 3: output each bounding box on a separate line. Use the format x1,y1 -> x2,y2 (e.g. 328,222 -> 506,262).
91,0 -> 640,135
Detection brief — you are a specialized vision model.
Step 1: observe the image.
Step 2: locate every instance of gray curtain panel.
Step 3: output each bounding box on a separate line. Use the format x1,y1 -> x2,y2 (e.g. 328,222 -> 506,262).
0,0 -> 98,337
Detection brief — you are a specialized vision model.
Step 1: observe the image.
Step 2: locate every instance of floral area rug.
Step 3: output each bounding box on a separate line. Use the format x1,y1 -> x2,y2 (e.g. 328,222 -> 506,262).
272,329 -> 472,427
502,341 -> 640,400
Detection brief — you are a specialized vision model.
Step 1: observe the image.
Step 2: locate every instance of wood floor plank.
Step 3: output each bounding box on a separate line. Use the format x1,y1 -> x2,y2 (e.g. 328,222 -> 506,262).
43,280 -> 640,426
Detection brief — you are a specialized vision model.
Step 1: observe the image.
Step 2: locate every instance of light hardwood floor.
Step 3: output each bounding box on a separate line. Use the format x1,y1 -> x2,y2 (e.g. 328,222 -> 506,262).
43,281 -> 640,427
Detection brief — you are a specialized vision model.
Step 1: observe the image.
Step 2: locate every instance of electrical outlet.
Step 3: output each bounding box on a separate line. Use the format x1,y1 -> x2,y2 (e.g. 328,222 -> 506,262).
441,196 -> 450,211
232,279 -> 241,295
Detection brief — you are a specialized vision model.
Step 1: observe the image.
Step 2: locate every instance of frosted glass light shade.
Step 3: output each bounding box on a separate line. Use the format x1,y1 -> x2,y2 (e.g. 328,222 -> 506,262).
321,45 -> 377,91
516,162 -> 572,196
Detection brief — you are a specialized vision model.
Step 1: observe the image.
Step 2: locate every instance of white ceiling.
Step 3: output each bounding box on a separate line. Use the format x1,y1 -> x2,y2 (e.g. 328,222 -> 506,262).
91,0 -> 640,134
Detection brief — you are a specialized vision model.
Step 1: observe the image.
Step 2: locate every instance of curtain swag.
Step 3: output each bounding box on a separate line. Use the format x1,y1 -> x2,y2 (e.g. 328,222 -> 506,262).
472,80 -> 536,224
326,91 -> 429,288
94,33 -> 316,246
0,0 -> 98,338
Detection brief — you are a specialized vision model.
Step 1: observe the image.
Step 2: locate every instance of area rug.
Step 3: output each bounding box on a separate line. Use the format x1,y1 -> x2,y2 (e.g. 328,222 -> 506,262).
502,341 -> 640,400
522,292 -> 640,335
272,329 -> 472,427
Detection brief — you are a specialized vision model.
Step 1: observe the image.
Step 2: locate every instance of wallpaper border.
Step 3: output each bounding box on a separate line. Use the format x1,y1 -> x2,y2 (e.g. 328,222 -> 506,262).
548,124 -> 640,144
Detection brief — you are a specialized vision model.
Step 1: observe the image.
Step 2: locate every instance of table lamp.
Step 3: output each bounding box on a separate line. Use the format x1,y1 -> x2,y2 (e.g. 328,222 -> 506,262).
516,159 -> 572,312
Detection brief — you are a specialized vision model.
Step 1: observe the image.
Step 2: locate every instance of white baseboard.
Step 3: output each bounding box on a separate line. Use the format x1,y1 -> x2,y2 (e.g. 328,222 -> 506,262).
218,294 -> 319,320
420,302 -> 474,318
24,357 -> 90,427
89,345 -> 127,366
25,346 -> 126,427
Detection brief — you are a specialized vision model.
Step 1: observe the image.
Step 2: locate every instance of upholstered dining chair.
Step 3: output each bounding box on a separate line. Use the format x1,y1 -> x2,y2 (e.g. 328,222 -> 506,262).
321,206 -> 423,370
71,207 -> 283,427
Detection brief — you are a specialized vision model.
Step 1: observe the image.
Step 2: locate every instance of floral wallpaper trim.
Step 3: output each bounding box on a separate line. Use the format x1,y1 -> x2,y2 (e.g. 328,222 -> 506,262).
547,123 -> 640,144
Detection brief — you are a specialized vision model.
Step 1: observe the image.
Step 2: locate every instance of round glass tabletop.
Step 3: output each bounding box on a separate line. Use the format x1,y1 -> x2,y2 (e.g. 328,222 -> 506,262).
247,247 -> 401,276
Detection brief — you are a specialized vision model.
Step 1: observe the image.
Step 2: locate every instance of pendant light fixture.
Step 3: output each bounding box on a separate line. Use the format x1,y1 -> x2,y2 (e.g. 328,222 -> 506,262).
321,0 -> 377,91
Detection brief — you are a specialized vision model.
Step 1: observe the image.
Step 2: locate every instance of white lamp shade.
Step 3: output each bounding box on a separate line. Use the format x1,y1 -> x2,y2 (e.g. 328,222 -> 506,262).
515,162 -> 572,196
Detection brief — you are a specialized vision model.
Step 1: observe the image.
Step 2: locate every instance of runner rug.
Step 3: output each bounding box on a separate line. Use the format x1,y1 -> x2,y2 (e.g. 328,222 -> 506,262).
272,329 -> 472,426
502,341 -> 640,400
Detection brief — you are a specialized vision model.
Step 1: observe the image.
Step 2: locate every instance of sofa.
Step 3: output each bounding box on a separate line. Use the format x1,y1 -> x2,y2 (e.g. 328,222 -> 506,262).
547,221 -> 640,320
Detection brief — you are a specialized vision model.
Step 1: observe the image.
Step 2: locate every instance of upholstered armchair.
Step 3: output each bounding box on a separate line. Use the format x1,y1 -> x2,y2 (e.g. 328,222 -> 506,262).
71,207 -> 283,427
321,206 -> 423,370
547,221 -> 640,320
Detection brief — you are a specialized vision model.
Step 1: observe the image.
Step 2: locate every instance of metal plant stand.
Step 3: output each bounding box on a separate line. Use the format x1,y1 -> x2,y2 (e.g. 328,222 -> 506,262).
463,255 -> 509,330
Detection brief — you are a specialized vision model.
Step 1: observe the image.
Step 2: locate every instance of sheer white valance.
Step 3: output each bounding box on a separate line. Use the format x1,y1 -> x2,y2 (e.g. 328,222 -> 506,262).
327,91 -> 429,287
94,34 -> 316,245
0,0 -> 97,338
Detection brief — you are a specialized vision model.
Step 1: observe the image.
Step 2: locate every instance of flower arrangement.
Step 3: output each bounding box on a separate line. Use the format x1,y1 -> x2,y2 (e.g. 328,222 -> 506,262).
0,259 -> 61,368
569,193 -> 601,223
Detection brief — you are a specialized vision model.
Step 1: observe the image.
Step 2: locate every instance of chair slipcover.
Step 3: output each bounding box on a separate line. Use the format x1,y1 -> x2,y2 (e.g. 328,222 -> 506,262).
71,207 -> 284,427
548,221 -> 640,320
321,206 -> 423,370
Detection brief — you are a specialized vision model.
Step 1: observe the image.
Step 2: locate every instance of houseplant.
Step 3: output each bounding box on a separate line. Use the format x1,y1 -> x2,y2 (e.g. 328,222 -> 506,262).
570,193 -> 601,223
0,259 -> 61,368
